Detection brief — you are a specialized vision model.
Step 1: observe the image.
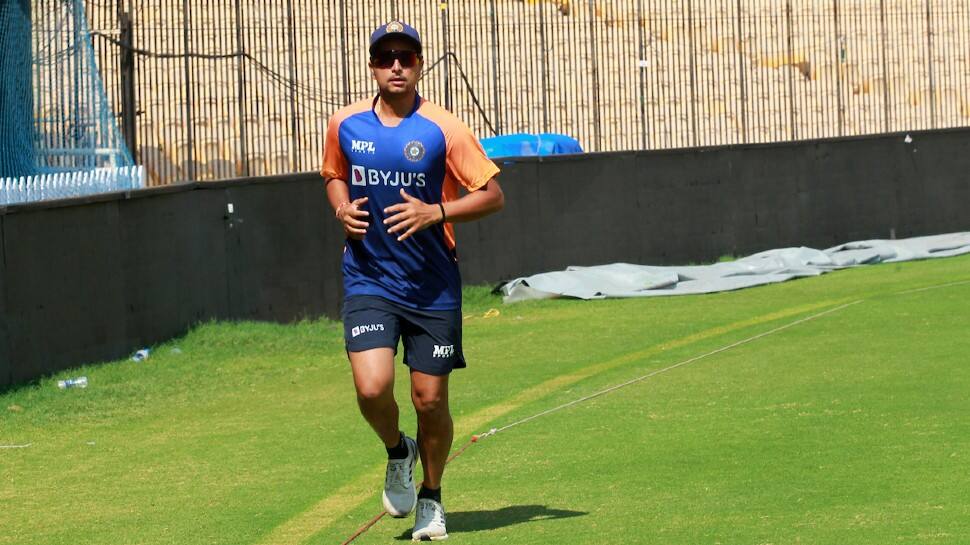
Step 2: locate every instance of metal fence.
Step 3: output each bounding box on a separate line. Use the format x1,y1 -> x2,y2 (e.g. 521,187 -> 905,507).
81,0 -> 970,186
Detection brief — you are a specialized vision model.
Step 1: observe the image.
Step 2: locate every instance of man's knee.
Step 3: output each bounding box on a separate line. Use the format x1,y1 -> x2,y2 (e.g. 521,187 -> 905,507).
356,380 -> 392,404
412,388 -> 447,416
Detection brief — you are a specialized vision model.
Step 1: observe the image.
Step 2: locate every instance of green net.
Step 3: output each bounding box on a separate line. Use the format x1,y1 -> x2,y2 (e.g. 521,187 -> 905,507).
0,0 -> 36,179
1,0 -> 141,204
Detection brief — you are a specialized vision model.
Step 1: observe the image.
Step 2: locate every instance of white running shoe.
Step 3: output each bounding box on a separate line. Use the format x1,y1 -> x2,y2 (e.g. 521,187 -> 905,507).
411,498 -> 448,541
382,435 -> 418,517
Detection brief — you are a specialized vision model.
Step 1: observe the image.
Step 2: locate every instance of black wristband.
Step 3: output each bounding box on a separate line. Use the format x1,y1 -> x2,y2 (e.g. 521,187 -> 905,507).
438,202 -> 447,224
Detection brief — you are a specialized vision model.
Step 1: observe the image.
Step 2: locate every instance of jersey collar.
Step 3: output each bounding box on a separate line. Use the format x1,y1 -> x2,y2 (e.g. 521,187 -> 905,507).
371,93 -> 422,127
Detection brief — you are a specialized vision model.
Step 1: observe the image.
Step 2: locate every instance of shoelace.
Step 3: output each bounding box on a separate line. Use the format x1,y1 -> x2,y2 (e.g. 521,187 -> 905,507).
418,501 -> 445,526
385,459 -> 411,489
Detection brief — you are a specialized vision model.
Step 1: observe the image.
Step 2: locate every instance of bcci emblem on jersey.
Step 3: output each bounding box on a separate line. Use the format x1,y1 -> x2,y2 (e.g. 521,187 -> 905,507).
404,140 -> 426,162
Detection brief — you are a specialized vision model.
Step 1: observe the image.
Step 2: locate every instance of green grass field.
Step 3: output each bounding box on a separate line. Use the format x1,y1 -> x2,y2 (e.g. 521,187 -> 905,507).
2,255 -> 969,545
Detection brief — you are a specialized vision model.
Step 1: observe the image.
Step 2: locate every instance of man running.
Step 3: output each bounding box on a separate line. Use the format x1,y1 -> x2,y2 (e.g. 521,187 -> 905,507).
321,20 -> 504,541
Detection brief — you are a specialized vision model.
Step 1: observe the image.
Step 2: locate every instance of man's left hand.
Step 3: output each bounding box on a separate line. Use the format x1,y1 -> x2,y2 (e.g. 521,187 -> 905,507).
383,189 -> 444,242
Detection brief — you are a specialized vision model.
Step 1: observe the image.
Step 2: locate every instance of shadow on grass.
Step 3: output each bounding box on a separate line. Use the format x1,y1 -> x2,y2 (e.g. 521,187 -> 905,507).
395,504 -> 587,539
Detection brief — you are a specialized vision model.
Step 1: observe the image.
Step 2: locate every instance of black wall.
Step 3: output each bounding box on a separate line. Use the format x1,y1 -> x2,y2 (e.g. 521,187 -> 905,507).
0,217 -> 9,386
456,128 -> 970,283
0,174 -> 345,389
2,128 -> 969,388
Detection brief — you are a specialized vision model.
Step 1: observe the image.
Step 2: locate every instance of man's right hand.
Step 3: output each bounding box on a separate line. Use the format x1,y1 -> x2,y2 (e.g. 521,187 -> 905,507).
336,196 -> 370,240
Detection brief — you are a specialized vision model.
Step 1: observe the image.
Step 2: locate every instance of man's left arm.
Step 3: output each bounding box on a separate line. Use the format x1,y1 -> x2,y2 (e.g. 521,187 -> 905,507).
383,179 -> 503,241
438,178 -> 504,223
384,121 -> 504,242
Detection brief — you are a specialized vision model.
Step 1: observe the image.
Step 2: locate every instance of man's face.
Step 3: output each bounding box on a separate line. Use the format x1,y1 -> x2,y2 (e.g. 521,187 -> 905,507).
369,37 -> 423,96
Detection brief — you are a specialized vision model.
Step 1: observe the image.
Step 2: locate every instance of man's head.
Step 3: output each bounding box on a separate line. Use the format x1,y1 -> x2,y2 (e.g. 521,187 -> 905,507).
368,21 -> 423,96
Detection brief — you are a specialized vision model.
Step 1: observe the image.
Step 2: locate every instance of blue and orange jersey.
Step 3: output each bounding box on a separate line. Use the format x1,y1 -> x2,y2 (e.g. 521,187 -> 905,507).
321,94 -> 500,310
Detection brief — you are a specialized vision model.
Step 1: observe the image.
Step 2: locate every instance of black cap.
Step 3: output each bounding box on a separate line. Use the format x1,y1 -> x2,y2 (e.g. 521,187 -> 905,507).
369,20 -> 422,56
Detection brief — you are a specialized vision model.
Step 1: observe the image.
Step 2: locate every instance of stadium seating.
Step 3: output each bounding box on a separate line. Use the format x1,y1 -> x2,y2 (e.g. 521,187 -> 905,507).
76,0 -> 970,184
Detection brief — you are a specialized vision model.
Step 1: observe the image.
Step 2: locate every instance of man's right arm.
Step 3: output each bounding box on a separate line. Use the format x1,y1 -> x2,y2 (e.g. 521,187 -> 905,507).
326,177 -> 369,240
321,113 -> 368,240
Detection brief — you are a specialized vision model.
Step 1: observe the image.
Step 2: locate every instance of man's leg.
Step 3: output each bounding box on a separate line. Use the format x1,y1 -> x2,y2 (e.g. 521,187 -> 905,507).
399,304 -> 460,540
348,348 -> 401,448
349,347 -> 419,518
409,370 -> 452,540
410,370 -> 452,490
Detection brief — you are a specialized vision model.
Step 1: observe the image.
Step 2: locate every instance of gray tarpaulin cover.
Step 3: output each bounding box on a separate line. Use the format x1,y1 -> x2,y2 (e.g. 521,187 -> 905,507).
501,232 -> 970,303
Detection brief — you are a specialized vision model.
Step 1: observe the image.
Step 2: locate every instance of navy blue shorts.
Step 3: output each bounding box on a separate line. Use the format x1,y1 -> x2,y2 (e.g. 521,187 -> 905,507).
342,295 -> 465,376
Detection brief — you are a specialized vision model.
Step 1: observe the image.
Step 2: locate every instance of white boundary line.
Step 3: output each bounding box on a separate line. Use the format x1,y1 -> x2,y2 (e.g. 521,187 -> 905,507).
480,277 -> 970,440
475,300 -> 865,439
0,443 -> 32,449
894,278 -> 970,295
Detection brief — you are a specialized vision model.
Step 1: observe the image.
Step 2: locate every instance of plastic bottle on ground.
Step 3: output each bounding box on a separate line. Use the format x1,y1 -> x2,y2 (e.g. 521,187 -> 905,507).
57,376 -> 88,389
131,349 -> 150,362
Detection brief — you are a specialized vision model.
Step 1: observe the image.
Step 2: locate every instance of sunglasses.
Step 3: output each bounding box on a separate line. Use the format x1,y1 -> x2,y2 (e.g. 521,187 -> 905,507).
370,49 -> 421,69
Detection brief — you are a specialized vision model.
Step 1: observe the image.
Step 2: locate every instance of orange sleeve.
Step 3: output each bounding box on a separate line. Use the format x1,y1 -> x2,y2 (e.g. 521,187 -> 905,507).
417,101 -> 500,192
416,101 -> 501,251
320,99 -> 372,181
320,115 -> 348,182
446,122 -> 500,192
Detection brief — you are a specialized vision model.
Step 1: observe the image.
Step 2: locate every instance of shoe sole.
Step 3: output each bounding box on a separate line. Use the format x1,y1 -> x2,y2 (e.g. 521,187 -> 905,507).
383,437 -> 418,517
382,481 -> 416,518
411,533 -> 449,542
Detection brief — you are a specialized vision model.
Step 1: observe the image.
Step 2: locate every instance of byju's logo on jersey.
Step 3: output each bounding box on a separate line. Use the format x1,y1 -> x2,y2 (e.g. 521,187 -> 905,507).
432,344 -> 455,358
351,323 -> 385,338
351,164 -> 426,187
351,165 -> 367,186
351,140 -> 376,154
404,140 -> 426,162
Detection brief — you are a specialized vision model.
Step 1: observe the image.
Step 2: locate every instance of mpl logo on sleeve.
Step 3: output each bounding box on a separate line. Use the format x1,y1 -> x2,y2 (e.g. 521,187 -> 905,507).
351,139 -> 376,154
432,344 -> 455,358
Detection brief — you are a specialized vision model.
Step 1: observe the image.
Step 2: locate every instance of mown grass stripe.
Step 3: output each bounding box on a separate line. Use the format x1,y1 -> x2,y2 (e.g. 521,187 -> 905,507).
258,298 -> 846,545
